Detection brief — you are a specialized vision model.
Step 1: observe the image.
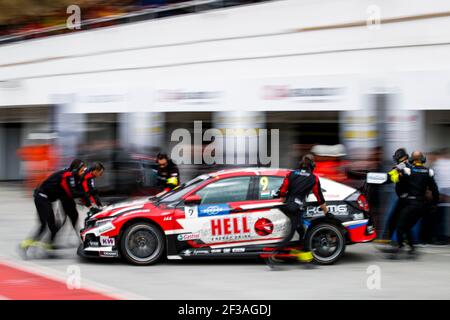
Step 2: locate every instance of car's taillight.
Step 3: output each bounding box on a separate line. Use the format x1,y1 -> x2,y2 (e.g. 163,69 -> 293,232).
356,194 -> 369,212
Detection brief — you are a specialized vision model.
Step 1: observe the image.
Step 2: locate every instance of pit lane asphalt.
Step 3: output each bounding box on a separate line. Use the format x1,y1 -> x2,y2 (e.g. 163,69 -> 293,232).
1,184 -> 449,300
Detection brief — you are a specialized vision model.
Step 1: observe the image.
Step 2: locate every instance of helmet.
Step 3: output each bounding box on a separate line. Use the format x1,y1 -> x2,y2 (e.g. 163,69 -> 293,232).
393,148 -> 408,164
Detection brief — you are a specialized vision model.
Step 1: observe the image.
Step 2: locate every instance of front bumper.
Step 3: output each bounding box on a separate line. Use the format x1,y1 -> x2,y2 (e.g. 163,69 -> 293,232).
78,231 -> 120,258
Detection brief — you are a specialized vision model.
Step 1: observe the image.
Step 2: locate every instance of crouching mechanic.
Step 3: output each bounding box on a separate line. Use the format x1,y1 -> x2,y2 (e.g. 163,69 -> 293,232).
80,162 -> 105,218
277,154 -> 329,263
20,159 -> 88,255
156,153 -> 180,193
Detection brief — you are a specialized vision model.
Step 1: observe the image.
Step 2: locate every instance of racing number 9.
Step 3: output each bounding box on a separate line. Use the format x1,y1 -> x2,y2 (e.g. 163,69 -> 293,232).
260,176 -> 269,191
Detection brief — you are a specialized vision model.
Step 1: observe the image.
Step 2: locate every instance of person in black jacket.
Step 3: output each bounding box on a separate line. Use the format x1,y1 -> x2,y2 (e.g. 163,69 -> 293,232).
80,162 -> 105,218
19,159 -> 88,254
386,148 -> 413,241
275,154 -> 329,263
156,153 -> 180,192
393,151 -> 440,254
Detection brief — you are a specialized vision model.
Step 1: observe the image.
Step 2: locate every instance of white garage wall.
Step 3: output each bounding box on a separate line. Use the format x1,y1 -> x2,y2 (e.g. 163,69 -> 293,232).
0,0 -> 450,109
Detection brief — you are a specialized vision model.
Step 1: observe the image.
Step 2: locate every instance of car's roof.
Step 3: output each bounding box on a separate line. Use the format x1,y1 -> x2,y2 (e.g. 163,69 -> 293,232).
209,167 -> 291,179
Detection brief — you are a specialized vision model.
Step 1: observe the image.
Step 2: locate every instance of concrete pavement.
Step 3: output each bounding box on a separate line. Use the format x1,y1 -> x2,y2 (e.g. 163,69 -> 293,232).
1,184 -> 449,300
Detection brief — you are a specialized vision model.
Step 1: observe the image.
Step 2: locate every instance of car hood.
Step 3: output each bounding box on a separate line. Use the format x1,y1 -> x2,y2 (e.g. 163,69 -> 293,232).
91,197 -> 157,220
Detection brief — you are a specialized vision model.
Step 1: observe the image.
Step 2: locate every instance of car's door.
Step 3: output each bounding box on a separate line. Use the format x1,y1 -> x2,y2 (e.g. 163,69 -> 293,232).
249,175 -> 292,242
175,176 -> 253,250
175,175 -> 291,251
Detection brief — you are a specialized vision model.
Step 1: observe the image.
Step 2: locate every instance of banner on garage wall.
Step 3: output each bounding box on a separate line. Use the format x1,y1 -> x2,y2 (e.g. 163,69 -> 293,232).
67,87 -> 130,114
244,75 -> 360,112
153,79 -> 228,112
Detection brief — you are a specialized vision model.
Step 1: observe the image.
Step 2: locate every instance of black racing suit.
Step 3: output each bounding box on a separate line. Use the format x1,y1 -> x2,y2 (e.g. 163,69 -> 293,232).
80,169 -> 102,207
396,164 -> 439,249
278,168 -> 326,244
157,159 -> 180,192
387,162 -> 412,239
32,169 -> 88,244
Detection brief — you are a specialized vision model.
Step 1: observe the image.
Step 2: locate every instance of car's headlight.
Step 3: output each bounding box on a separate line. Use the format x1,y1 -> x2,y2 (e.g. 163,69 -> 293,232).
95,218 -> 115,227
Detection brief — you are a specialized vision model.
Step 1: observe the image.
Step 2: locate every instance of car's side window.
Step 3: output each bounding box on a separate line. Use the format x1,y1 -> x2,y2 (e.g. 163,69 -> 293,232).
196,176 -> 251,204
257,176 -> 284,200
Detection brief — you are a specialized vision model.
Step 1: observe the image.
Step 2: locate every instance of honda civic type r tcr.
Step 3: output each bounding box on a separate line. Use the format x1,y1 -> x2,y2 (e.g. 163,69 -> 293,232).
78,168 -> 376,265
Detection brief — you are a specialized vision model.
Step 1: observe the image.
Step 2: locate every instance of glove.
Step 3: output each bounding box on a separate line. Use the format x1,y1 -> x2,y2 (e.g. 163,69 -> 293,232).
87,206 -> 102,218
91,206 -> 102,214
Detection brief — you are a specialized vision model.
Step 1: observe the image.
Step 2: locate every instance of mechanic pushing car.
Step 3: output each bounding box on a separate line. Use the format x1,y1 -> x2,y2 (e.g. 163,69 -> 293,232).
386,148 -> 413,241
19,159 -> 91,256
273,154 -> 329,264
156,153 -> 180,192
80,162 -> 105,218
390,151 -> 440,256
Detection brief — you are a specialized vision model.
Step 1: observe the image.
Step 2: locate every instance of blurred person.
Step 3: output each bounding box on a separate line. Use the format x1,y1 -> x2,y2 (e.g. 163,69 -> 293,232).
390,151 -> 440,256
19,159 -> 88,256
311,144 -> 348,182
271,154 -> 329,265
156,153 -> 180,193
16,142 -> 58,193
424,149 -> 450,244
80,162 -> 105,219
385,148 -> 412,242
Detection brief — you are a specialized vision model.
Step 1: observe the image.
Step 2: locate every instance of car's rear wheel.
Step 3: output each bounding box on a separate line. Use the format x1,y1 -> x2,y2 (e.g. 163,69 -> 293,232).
120,222 -> 165,265
305,223 -> 346,265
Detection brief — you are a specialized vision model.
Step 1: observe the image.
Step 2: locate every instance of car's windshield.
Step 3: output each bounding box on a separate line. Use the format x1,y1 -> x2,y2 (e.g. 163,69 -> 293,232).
156,174 -> 211,203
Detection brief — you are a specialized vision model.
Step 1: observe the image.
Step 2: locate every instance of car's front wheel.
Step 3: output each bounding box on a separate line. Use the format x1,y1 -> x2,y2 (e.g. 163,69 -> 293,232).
120,222 -> 165,265
305,223 -> 346,265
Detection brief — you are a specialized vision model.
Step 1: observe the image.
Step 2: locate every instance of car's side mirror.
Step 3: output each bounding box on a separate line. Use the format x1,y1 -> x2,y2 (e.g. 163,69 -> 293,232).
184,194 -> 202,205
366,172 -> 388,184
